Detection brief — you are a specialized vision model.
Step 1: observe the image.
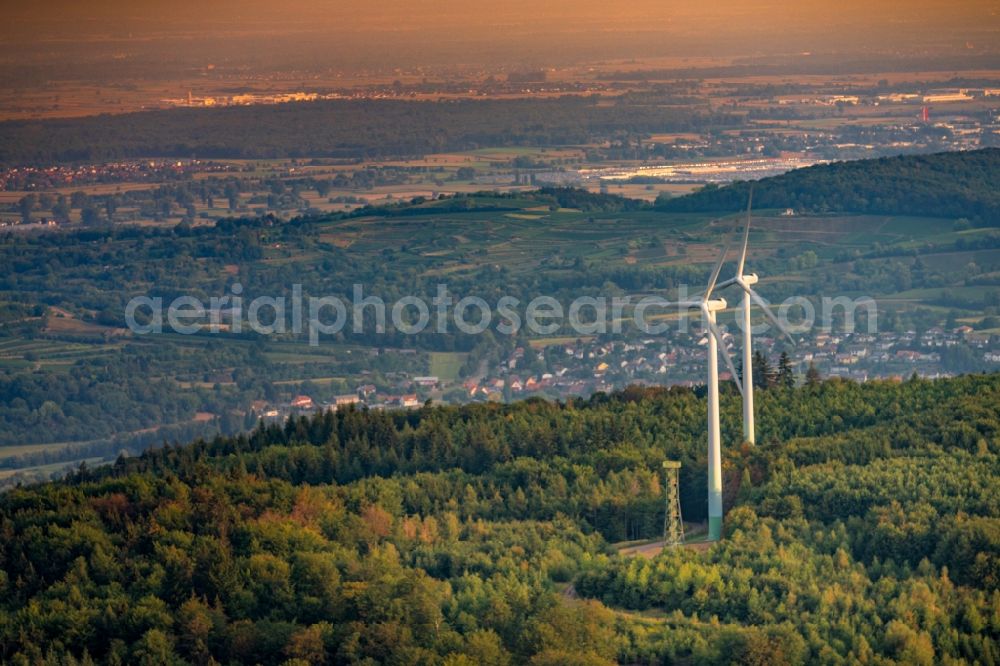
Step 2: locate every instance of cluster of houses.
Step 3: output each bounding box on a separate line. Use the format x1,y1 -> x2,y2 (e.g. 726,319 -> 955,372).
464,325 -> 1000,399
0,219 -> 59,229
249,325 -> 1000,417
0,160 -> 235,191
249,380 -> 433,420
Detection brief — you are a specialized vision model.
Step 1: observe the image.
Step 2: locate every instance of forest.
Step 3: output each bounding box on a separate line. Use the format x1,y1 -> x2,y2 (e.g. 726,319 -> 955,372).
0,97 -> 736,165
658,148 -> 1000,223
0,373 -> 998,664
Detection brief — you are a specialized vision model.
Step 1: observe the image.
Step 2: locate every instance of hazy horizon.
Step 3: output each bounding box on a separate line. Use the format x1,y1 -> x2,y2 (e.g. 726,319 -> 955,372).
3,0 -> 999,76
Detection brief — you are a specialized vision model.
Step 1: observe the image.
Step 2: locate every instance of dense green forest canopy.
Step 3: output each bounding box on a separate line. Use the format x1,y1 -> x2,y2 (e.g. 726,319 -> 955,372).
658,148 -> 1000,222
0,97 -> 735,165
0,373 -> 998,664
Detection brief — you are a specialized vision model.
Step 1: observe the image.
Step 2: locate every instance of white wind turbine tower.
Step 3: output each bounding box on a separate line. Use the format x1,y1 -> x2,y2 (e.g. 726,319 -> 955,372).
670,246 -> 744,541
717,189 -> 793,445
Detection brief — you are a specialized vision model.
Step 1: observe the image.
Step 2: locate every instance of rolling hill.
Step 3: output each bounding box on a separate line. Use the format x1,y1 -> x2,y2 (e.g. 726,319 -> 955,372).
658,148 -> 1000,223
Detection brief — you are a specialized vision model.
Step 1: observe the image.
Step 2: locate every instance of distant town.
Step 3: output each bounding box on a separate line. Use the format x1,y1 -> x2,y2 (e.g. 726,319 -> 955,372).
248,323 -> 1000,423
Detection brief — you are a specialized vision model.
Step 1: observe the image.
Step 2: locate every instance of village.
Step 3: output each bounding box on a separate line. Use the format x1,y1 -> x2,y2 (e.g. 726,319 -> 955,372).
249,323 -> 1000,421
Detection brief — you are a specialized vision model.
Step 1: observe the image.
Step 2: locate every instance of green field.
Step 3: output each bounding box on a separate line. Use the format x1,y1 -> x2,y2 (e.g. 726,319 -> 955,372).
428,352 -> 467,382
0,456 -> 107,481
0,442 -> 78,461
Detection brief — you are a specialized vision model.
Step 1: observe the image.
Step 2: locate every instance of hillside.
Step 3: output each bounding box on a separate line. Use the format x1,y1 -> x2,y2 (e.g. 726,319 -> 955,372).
0,374 -> 998,664
3,173 -> 1000,468
658,148 -> 1000,222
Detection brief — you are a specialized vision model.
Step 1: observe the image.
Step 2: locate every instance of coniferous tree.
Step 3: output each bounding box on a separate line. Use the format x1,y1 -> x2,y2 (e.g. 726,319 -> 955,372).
737,467 -> 754,505
752,351 -> 777,389
778,351 -> 795,389
805,361 -> 821,387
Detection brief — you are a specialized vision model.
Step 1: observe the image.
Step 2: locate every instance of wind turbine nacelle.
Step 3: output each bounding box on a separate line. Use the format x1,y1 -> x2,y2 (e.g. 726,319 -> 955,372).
704,298 -> 727,312
742,273 -> 759,286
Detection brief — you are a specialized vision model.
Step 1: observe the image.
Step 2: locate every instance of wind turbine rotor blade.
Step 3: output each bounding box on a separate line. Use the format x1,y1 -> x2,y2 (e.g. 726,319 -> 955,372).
737,186 -> 753,276
704,243 -> 731,300
706,316 -> 744,396
749,288 -> 795,343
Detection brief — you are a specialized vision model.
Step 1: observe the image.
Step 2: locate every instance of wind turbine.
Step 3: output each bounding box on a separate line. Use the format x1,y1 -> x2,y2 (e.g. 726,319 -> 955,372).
670,245 -> 743,541
717,189 -> 793,445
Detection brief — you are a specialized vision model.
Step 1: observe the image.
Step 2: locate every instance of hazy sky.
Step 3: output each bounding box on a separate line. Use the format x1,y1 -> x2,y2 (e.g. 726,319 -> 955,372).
3,0 -> 999,74
7,0 -> 996,33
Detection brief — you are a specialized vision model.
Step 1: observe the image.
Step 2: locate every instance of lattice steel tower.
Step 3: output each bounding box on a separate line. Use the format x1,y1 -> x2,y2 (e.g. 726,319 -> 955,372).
663,460 -> 685,547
